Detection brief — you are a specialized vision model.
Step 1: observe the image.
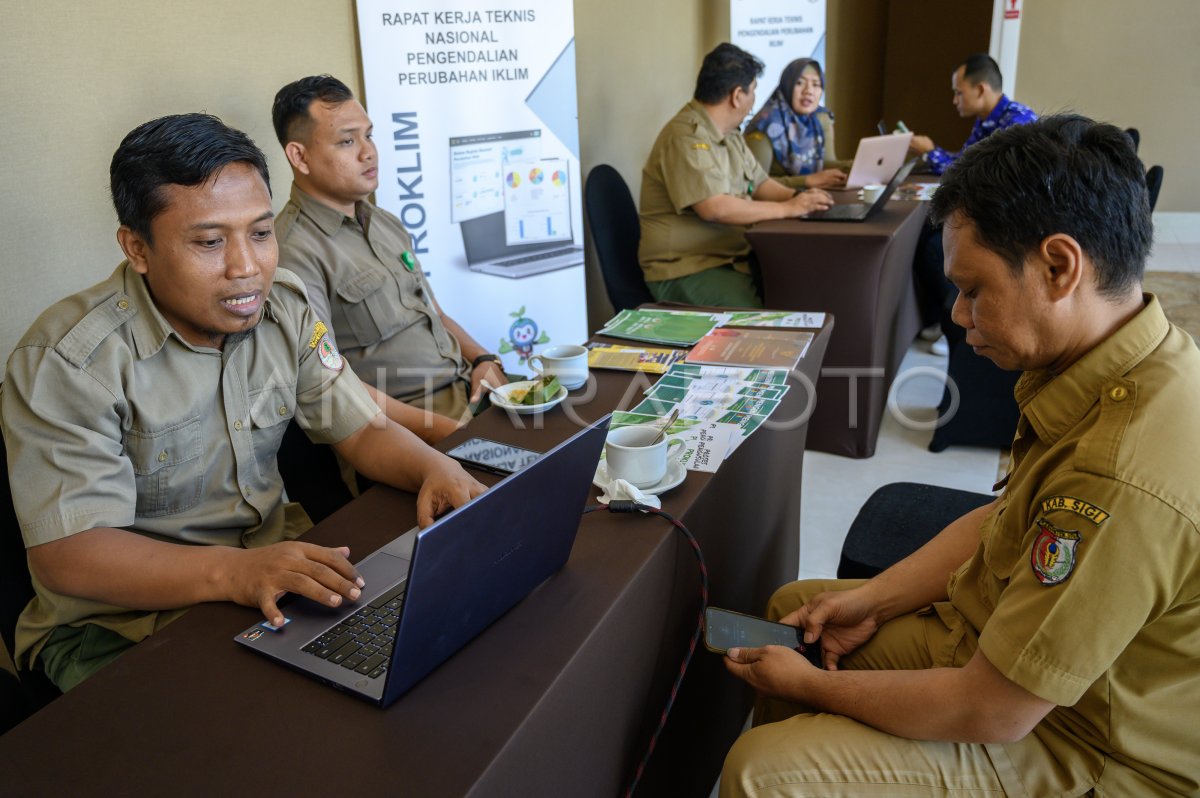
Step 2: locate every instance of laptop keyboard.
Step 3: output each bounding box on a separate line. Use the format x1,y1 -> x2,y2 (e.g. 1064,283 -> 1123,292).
300,581 -> 407,679
493,247 -> 578,267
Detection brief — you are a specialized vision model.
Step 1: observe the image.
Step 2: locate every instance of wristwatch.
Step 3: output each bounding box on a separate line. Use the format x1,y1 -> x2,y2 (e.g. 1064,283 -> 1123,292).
471,353 -> 502,369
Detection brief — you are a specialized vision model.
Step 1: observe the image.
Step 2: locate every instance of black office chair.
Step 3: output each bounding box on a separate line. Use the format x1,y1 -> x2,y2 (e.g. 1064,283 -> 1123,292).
838,482 -> 994,578
1146,165 -> 1164,213
1124,127 -> 1140,153
0,421 -> 61,732
584,164 -> 654,312
277,420 -> 355,525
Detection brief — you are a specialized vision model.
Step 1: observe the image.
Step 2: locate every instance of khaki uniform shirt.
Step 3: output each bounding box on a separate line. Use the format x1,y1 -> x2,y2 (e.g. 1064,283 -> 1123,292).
939,296 -> 1200,796
638,100 -> 770,283
276,186 -> 470,406
1,263 -> 380,668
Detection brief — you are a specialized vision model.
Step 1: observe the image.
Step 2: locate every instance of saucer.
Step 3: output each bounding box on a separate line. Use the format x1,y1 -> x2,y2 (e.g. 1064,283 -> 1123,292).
593,458 -> 686,496
489,382 -> 568,415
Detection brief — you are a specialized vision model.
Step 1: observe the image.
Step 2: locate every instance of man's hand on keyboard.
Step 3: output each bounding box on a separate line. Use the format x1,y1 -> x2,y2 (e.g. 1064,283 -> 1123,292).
223,542 -> 365,628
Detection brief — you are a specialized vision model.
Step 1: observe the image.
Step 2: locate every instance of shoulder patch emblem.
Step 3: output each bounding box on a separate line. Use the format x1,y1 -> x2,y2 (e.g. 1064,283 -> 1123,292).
692,142 -> 710,150
309,321 -> 343,371
316,333 -> 344,371
1031,519 -> 1082,586
1040,496 -> 1109,525
308,321 -> 329,350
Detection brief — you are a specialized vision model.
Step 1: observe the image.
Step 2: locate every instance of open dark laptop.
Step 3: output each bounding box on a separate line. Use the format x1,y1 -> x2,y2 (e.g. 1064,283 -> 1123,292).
235,416 -> 610,706
798,160 -> 917,223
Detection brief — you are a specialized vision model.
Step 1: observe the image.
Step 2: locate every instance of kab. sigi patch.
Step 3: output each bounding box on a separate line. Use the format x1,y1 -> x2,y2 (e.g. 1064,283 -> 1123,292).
1040,496 -> 1109,525
1031,519 -> 1081,586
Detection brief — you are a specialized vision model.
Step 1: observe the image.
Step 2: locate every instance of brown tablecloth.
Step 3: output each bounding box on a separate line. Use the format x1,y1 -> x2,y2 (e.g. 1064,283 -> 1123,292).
0,313 -> 832,798
747,196 -> 928,457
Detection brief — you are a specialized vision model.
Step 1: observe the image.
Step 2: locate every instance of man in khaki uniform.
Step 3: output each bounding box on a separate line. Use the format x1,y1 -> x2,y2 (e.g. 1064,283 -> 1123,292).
720,116 -> 1200,796
271,76 -> 507,442
0,114 -> 486,692
638,43 -> 833,308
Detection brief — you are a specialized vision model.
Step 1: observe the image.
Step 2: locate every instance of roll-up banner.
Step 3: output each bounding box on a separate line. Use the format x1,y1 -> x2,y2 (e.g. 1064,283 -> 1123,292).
356,2 -> 585,373
730,0 -> 827,107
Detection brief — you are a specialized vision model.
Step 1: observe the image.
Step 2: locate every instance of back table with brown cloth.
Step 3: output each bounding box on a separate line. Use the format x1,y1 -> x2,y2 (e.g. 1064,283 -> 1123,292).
746,191 -> 929,457
0,311 -> 832,798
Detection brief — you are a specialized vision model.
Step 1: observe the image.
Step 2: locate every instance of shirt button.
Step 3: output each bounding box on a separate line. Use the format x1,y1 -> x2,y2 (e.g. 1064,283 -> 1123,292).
278,405 -> 288,416
243,485 -> 253,496
157,450 -> 168,463
234,420 -> 244,431
116,299 -> 130,311
1109,386 -> 1128,402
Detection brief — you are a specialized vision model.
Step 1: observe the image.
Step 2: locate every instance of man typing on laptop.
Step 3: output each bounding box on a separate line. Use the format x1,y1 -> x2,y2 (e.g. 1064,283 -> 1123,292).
273,75 -> 508,441
639,43 -> 833,308
1,113 -> 486,692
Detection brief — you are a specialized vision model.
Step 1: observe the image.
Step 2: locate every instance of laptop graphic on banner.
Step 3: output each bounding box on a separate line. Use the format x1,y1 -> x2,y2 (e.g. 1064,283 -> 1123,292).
799,160 -> 917,223
235,416 -> 610,707
843,132 -> 913,190
450,129 -> 583,279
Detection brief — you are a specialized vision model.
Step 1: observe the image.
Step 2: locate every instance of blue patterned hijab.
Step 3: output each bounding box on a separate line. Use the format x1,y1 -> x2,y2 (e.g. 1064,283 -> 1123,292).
746,58 -> 829,176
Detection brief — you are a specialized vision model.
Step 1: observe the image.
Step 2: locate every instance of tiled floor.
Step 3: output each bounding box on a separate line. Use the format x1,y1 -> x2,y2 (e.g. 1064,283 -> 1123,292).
797,344 -> 1002,579
796,212 -> 1200,581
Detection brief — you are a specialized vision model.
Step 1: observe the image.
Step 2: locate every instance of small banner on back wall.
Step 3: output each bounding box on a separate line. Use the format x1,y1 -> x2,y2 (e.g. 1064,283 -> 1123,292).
730,0 -> 827,107
355,2 -> 587,373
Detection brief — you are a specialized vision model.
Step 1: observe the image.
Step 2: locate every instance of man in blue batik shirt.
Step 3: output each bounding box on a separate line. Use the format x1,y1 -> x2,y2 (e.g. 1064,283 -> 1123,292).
910,53 -> 1038,176
911,53 -> 1038,353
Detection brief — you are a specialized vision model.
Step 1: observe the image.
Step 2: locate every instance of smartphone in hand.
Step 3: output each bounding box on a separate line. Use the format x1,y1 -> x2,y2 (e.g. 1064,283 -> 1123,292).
704,606 -> 824,669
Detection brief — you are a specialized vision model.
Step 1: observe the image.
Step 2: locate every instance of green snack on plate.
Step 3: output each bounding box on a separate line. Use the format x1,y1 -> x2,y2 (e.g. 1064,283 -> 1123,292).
522,375 -> 561,405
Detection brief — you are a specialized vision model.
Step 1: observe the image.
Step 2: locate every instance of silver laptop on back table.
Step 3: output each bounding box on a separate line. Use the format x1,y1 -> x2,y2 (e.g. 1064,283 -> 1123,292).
844,132 -> 913,190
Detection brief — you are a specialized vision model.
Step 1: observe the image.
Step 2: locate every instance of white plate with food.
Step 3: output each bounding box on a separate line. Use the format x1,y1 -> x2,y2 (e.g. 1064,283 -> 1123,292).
488,379 -> 568,415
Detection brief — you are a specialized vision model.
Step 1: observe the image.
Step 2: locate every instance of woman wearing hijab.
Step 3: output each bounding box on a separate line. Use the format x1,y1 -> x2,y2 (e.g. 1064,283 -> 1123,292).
745,58 -> 848,189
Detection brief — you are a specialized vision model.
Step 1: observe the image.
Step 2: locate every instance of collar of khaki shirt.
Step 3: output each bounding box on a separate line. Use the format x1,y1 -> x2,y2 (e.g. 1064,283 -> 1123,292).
1015,293 -> 1169,445
120,262 -> 281,360
685,98 -> 735,146
288,184 -> 377,239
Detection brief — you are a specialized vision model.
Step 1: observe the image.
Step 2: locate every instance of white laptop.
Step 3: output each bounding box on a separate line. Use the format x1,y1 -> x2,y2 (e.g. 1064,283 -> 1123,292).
844,133 -> 914,190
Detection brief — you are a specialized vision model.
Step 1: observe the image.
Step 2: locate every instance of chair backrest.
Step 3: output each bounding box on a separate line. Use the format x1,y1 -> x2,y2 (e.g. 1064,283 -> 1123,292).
1146,165 -> 1164,213
584,164 -> 654,312
0,422 -> 33,663
0,394 -> 64,709
1125,127 -> 1140,153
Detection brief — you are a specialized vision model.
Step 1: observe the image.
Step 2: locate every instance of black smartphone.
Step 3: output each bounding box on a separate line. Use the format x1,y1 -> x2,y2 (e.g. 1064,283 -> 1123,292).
704,607 -> 824,668
445,437 -> 542,476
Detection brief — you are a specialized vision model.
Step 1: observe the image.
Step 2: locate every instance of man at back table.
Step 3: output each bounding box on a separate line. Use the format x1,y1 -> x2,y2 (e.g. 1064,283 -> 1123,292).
910,53 -> 1038,353
0,114 -> 486,692
272,75 -> 508,442
638,43 -> 833,308
909,53 -> 1037,176
720,116 -> 1200,796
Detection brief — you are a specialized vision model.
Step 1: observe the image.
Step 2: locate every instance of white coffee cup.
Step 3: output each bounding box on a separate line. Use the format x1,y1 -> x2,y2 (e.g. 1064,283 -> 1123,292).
604,425 -> 685,489
862,183 -> 886,203
528,344 -> 589,390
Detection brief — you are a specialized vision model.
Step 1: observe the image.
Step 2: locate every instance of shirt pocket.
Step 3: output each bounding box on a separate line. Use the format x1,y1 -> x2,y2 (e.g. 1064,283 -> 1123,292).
335,268 -> 421,347
125,416 -> 203,518
248,384 -> 296,473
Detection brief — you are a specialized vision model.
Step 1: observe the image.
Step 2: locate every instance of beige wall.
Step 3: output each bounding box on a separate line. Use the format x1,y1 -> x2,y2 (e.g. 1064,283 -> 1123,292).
0,0 -> 363,372
0,0 -> 716,365
574,0 -> 712,326
1017,0 -> 1199,211
2,1 -> 1195,365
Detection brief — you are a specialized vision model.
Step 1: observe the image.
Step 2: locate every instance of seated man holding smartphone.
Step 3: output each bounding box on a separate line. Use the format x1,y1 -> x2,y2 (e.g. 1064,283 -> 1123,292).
718,117 -> 1200,796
